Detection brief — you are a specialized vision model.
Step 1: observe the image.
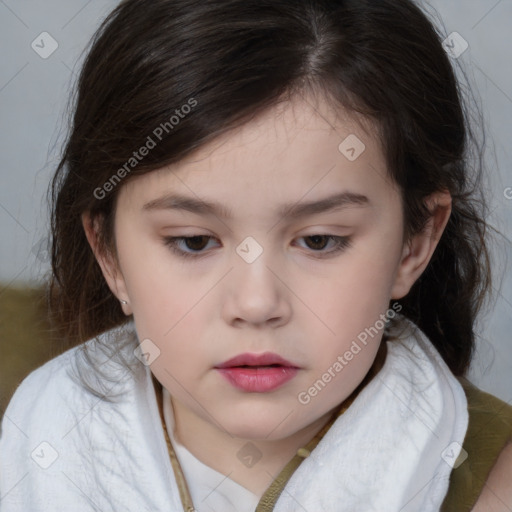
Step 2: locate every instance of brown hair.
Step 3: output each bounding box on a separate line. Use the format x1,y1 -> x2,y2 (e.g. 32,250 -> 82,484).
48,0 -> 492,376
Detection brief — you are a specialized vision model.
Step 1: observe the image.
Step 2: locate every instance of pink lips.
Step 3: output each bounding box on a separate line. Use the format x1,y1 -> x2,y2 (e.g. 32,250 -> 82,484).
215,352 -> 299,392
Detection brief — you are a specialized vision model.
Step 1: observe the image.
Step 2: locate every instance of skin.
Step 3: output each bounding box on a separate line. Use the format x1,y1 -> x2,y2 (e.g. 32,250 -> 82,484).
83,92 -> 454,497
472,442 -> 512,511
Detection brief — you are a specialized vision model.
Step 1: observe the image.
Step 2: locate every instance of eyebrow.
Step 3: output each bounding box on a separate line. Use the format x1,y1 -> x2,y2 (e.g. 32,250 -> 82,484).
142,191 -> 370,219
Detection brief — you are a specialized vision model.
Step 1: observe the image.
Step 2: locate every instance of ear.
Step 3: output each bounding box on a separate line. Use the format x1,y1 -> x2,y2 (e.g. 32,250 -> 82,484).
81,211 -> 133,315
391,190 -> 452,300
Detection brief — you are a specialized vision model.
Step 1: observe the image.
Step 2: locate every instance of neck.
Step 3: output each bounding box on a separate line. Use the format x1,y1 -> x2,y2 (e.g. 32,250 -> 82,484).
171,396 -> 335,496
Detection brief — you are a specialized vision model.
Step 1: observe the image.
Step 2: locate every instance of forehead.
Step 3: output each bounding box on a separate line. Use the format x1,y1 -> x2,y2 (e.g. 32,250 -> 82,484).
174,93 -> 380,170
117,93 -> 397,214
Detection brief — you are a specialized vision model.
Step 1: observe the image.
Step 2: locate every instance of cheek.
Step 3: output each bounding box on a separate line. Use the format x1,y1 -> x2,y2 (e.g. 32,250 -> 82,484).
302,239 -> 400,381
116,225 -> 183,313
131,285 -> 210,365
114,231 -> 207,358
319,252 -> 399,332
133,305 -> 210,402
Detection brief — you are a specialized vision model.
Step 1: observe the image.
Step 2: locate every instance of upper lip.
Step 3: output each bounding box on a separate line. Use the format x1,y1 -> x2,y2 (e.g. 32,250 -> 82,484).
215,352 -> 298,369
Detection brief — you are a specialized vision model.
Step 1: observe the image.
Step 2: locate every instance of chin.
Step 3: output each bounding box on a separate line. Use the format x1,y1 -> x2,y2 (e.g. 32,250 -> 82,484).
222,406 -> 304,441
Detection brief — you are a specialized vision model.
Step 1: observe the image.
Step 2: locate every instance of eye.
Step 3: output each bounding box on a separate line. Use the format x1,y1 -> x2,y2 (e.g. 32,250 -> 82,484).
163,235 -> 218,259
162,234 -> 351,260
295,234 -> 351,255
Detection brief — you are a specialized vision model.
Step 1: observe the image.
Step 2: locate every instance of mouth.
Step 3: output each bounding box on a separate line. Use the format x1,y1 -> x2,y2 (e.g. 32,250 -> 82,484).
215,352 -> 298,369
214,352 -> 300,392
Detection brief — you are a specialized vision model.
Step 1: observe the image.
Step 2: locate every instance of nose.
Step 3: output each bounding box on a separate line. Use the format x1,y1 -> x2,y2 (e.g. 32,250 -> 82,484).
221,248 -> 291,328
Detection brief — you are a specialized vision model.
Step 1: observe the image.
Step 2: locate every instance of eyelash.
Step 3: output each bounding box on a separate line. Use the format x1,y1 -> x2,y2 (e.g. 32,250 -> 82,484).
162,234 -> 352,260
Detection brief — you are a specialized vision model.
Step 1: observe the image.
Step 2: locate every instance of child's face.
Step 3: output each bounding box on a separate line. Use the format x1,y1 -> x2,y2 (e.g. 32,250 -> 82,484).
106,94 -> 411,440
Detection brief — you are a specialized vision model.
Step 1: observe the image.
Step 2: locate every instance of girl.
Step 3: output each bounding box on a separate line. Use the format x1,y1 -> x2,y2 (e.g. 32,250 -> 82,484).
1,0 -> 511,510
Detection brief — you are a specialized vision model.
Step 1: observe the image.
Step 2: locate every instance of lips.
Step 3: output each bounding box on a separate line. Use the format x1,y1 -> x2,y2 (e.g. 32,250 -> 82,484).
215,352 -> 298,369
214,352 -> 299,392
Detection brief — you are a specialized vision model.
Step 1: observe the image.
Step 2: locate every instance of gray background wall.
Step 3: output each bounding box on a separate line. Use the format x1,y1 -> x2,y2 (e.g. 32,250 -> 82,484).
0,1 -> 510,401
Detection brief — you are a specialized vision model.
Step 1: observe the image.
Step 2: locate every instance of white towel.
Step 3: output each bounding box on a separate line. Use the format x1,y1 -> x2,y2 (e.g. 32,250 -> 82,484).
271,314 -> 469,512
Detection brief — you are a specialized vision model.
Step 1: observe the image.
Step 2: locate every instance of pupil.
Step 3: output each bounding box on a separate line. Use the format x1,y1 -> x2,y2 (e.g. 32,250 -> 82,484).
308,235 -> 327,250
187,236 -> 208,250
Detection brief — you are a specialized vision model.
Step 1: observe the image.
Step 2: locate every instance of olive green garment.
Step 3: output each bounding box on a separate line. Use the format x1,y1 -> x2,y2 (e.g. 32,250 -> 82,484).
441,377 -> 512,511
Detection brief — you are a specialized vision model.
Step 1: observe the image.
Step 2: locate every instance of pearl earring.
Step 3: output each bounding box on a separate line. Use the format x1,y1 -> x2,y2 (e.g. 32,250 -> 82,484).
120,299 -> 128,305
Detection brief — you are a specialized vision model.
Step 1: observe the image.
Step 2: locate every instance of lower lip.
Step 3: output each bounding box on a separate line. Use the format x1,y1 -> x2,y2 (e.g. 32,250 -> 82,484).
216,366 -> 299,392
